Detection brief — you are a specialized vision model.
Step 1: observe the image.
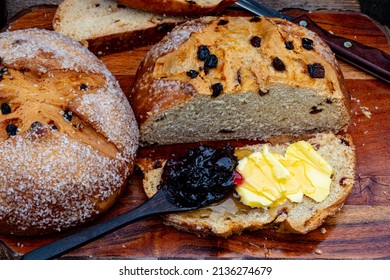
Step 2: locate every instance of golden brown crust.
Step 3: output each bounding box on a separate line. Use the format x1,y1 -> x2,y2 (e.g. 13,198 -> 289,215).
117,0 -> 237,16
0,29 -> 139,235
130,17 -> 208,125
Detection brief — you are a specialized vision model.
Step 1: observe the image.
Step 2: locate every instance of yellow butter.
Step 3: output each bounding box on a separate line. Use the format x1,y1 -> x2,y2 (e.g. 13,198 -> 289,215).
235,184 -> 273,207
235,141 -> 333,207
286,141 -> 333,175
237,155 -> 281,200
262,145 -> 290,182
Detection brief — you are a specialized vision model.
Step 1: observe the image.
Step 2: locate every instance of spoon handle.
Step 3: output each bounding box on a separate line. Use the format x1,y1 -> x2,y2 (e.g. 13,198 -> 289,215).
22,190 -> 182,260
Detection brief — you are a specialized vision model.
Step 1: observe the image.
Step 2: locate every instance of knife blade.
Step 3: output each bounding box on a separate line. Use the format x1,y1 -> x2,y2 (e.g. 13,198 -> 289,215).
235,0 -> 390,84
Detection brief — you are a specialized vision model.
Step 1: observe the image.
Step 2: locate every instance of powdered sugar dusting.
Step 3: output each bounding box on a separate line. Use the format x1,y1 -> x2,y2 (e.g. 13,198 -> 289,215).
79,88 -> 139,161
0,29 -> 104,74
145,18 -> 210,61
150,79 -> 185,93
270,18 -> 338,68
0,131 -> 127,234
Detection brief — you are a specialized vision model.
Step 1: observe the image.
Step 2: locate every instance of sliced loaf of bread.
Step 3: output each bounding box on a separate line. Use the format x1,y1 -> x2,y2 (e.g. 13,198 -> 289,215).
53,0 -> 185,55
116,0 -> 238,16
137,132 -> 356,237
131,16 -> 350,146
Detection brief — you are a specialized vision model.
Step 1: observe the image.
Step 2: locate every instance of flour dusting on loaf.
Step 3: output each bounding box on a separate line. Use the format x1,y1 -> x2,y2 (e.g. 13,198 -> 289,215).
1,133 -> 125,233
0,29 -> 139,235
131,16 -> 350,146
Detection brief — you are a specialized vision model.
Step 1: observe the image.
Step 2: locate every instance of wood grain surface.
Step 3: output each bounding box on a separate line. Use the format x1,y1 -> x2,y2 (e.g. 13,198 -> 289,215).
0,6 -> 389,260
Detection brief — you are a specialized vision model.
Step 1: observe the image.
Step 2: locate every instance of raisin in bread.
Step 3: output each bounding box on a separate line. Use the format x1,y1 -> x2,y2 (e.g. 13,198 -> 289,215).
138,132 -> 355,237
53,0 -> 185,55
131,16 -> 350,146
0,29 -> 139,235
117,0 -> 238,16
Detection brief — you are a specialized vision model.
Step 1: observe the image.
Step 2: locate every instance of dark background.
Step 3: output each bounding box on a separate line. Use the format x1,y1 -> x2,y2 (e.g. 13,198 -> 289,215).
359,0 -> 389,26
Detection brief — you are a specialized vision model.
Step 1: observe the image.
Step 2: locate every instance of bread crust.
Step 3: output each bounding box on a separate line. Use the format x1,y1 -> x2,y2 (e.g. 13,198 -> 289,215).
117,0 -> 238,16
131,17 -> 208,126
137,132 -> 356,237
81,23 -> 182,56
0,29 -> 139,235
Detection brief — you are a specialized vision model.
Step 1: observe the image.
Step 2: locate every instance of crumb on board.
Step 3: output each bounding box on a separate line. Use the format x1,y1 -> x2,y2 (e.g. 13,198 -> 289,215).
350,97 -> 372,119
320,227 -> 327,234
360,106 -> 372,119
315,249 -> 323,255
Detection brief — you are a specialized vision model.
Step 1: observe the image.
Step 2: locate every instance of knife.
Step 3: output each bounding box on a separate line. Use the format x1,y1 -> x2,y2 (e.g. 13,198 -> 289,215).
235,0 -> 390,84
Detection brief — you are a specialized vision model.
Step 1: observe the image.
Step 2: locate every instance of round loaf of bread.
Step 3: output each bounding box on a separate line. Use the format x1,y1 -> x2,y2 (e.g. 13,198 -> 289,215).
0,29 -> 139,235
131,16 -> 350,146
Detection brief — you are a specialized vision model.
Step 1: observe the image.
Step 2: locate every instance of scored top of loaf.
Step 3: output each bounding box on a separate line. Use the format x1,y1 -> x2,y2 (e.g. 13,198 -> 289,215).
0,28 -> 139,161
132,16 -> 350,125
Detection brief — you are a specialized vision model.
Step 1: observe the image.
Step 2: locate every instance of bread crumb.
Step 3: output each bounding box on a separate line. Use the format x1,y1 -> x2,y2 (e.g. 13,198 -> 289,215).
351,97 -> 372,118
315,249 -> 323,255
360,106 -> 372,119
320,227 -> 327,234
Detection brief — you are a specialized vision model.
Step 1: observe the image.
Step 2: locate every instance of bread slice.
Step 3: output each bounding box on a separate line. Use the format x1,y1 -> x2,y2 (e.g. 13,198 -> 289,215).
137,132 -> 355,237
131,16 -> 350,146
116,0 -> 237,16
53,0 -> 185,55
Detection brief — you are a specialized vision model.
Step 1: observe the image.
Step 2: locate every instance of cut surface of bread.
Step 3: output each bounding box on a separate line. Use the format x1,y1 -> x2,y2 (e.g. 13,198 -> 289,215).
53,0 -> 185,55
117,0 -> 237,16
131,16 -> 350,146
137,132 -> 355,237
0,29 -> 139,235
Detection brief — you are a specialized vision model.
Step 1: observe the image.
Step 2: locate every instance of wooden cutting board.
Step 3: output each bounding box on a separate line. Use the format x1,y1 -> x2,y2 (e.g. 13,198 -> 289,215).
1,5 -> 389,260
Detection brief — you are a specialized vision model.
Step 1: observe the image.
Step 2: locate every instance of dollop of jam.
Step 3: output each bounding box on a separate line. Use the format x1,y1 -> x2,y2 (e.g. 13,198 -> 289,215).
159,145 -> 238,208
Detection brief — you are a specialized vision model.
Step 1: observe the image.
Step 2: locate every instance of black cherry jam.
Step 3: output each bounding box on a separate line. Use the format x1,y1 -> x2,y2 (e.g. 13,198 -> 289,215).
159,145 -> 238,208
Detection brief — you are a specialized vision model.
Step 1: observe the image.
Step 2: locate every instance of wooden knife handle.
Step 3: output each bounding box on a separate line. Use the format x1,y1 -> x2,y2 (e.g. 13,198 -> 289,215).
293,14 -> 390,83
